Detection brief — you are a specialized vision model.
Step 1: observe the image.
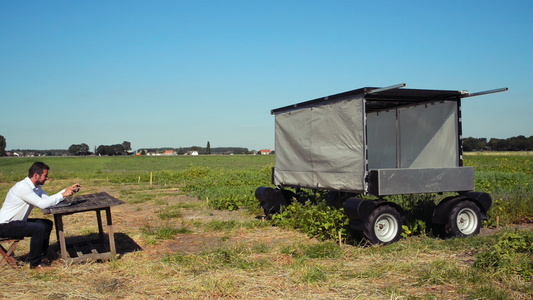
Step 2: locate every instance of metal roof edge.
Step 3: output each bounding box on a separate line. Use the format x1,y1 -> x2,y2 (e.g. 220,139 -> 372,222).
271,87 -> 369,114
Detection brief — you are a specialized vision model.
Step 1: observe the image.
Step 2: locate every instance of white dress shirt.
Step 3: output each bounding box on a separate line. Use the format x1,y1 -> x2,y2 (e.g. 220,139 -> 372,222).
0,177 -> 65,224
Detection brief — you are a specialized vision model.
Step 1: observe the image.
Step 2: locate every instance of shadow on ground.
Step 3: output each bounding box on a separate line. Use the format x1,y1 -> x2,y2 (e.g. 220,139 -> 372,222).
17,232 -> 142,264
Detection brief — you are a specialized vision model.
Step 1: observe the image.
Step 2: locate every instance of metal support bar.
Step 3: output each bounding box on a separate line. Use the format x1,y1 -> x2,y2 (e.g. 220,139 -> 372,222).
366,83 -> 406,94
463,87 -> 508,98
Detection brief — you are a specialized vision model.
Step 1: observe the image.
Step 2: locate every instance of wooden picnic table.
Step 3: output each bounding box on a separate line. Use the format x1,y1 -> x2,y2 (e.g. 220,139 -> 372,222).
43,192 -> 124,264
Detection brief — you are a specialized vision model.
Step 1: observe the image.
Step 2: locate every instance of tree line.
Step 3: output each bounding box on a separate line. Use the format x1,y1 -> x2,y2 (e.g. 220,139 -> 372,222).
463,135 -> 533,151
3,134 -> 532,157
0,136 -> 133,157
137,146 -> 251,155
72,141 -> 132,156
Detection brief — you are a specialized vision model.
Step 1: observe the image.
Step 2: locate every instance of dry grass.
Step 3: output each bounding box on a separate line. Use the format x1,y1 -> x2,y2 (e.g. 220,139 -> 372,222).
464,151 -> 533,156
1,181 -> 532,299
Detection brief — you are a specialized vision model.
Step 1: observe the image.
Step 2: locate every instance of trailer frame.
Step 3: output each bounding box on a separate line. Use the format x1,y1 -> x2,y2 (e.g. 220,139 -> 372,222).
257,84 -> 507,244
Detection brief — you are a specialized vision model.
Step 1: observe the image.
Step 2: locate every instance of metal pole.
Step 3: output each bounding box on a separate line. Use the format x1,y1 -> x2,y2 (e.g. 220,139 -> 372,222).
463,87 -> 508,98
366,83 -> 407,94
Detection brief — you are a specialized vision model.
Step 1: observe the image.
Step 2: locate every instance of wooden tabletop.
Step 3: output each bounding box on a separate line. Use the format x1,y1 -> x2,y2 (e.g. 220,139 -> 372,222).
43,192 -> 125,215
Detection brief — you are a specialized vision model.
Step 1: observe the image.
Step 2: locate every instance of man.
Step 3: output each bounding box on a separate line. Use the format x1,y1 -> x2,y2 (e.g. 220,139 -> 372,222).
0,162 -> 80,269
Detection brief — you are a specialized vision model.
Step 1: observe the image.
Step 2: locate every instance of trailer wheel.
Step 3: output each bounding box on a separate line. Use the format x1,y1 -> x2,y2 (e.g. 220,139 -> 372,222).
364,205 -> 402,245
446,201 -> 481,237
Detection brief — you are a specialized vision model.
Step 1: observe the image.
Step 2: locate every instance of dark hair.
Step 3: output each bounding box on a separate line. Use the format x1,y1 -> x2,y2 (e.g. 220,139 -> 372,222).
28,162 -> 50,177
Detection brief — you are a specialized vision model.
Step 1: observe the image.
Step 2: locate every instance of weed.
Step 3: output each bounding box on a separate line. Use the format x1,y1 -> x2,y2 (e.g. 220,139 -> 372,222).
301,265 -> 327,283
466,286 -> 509,300
474,229 -> 533,280
416,259 -> 465,286
280,244 -> 304,258
252,242 -> 269,254
157,205 -> 182,220
271,200 -> 349,241
401,219 -> 427,238
304,241 -> 342,259
280,241 -> 342,260
140,224 -> 189,240
200,244 -> 270,270
162,253 -> 191,265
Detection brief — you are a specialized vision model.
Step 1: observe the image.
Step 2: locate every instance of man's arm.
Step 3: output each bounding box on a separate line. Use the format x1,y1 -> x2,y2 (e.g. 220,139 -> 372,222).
61,184 -> 81,198
14,184 -> 65,209
15,183 -> 80,209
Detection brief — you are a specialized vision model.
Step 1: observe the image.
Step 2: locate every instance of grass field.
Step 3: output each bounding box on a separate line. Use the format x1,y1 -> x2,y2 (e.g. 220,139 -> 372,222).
0,154 -> 531,299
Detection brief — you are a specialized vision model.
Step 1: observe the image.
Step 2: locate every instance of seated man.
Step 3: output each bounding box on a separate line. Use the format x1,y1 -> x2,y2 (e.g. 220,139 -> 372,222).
0,162 -> 80,269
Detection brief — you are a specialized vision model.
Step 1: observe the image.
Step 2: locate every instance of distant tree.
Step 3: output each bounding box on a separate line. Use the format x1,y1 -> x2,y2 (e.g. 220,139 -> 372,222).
487,138 -> 502,151
0,135 -> 6,156
462,137 -> 487,151
487,135 -> 533,151
112,144 -> 125,155
122,141 -> 131,153
68,143 -> 91,156
206,141 -> 211,155
98,142 -> 132,155
96,144 -> 125,156
68,144 -> 80,155
81,143 -> 90,154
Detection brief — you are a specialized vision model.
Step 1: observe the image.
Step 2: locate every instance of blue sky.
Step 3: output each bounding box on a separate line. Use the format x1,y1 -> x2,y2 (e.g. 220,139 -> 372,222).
1,0 -> 531,151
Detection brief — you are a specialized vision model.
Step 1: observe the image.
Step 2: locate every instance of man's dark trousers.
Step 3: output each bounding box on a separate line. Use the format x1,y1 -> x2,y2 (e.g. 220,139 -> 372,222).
0,218 -> 53,267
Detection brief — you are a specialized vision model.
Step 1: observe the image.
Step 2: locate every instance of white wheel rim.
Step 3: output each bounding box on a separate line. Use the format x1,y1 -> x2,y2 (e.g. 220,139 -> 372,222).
374,213 -> 399,242
456,208 -> 478,235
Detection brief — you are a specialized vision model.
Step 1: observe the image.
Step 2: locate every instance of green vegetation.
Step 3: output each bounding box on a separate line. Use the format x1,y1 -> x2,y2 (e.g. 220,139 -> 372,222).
0,154 -> 531,299
466,154 -> 533,225
1,154 -> 530,231
271,200 -> 350,242
474,229 -> 533,280
0,156 -> 274,211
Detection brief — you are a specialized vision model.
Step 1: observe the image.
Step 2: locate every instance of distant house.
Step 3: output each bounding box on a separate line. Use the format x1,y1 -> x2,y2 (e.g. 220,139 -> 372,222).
164,150 -> 175,155
259,149 -> 271,155
145,149 -> 157,156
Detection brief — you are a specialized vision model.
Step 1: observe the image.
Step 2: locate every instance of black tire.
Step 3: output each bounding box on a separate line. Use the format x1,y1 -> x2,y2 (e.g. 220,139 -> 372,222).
446,201 -> 481,237
364,205 -> 403,245
432,223 -> 446,238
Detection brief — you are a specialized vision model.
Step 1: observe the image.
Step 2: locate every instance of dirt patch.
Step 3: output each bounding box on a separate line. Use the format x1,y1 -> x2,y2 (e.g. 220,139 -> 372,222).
165,233 -> 223,254
479,223 -> 533,236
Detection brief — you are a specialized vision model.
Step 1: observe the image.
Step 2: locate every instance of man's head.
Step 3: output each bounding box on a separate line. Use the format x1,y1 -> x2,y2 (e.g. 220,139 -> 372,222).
29,162 -> 50,186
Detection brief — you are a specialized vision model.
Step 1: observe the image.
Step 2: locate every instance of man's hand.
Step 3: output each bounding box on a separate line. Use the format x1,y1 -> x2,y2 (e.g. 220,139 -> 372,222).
62,184 -> 81,197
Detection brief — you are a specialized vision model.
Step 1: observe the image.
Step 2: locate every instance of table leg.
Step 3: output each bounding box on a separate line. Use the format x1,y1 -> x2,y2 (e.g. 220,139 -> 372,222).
96,210 -> 104,242
105,208 -> 116,257
55,214 -> 68,262
53,214 -> 61,243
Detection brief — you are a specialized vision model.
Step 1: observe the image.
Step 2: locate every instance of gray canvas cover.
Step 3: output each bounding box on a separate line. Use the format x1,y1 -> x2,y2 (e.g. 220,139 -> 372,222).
273,96 -> 366,192
367,100 -> 459,169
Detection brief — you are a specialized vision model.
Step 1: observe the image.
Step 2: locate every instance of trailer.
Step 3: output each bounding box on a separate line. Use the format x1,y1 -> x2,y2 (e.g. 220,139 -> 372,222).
256,83 -> 508,244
